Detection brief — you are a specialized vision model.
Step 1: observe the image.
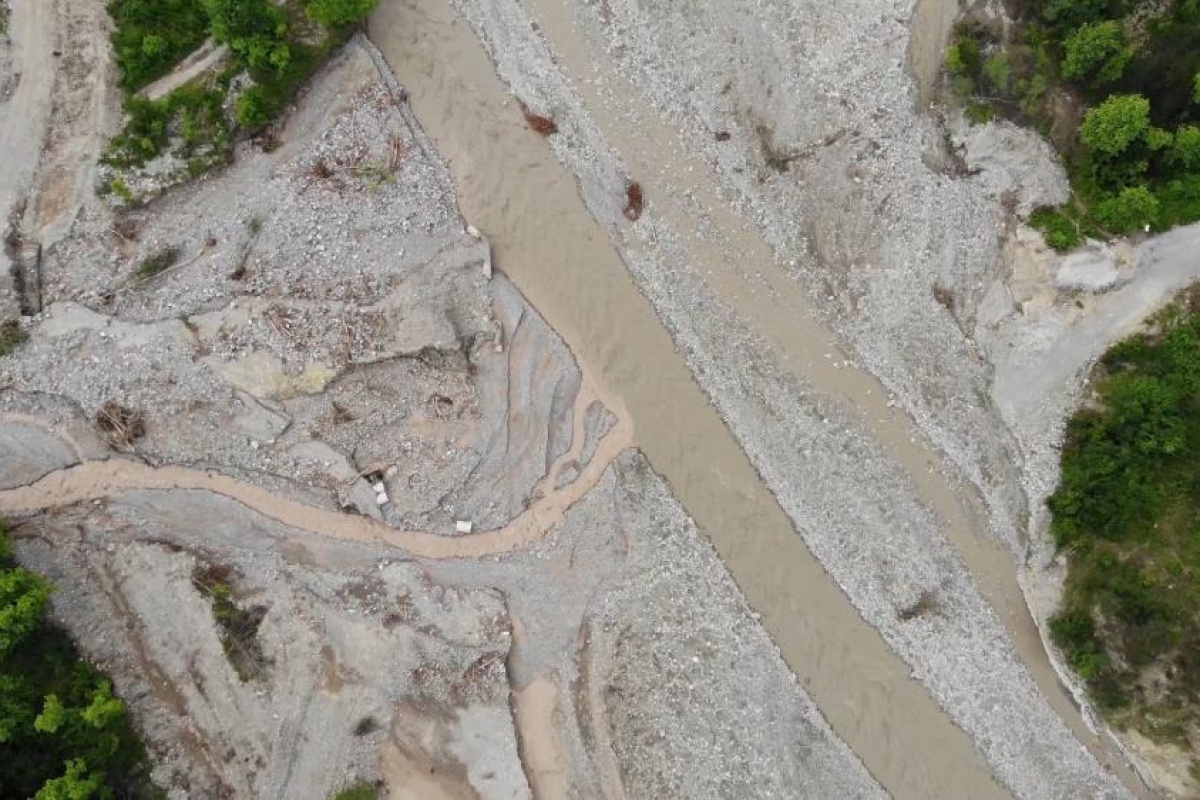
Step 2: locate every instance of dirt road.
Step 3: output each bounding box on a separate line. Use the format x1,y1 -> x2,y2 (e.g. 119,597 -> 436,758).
0,0 -> 53,234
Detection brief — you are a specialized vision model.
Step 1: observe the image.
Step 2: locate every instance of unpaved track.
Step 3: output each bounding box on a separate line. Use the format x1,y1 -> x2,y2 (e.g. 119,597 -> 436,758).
0,0 -> 54,232
140,40 -> 227,101
368,2 -> 1016,798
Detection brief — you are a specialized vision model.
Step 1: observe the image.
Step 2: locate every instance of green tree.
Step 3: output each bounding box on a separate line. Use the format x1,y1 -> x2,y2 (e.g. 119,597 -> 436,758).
1174,125 -> 1200,169
34,694 -> 67,734
33,759 -> 103,800
1036,0 -> 1113,31
1062,21 -> 1133,84
0,673 -> 36,743
0,527 -> 158,799
81,681 -> 125,731
203,0 -> 291,73
306,0 -> 379,27
1095,185 -> 1160,233
1194,71 -> 1200,105
1081,93 -> 1151,157
0,562 -> 51,656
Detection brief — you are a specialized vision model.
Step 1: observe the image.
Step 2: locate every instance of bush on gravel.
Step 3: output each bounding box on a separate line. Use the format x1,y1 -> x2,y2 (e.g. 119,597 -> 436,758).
0,319 -> 26,357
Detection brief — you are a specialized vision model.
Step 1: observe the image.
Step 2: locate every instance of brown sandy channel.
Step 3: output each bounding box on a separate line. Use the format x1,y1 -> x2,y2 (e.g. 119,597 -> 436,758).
0,378 -> 631,560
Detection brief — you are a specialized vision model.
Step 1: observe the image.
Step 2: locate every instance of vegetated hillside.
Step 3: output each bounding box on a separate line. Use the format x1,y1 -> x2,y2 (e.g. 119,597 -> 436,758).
102,0 -> 380,196
1048,289 -> 1200,777
946,0 -> 1200,248
0,526 -> 161,800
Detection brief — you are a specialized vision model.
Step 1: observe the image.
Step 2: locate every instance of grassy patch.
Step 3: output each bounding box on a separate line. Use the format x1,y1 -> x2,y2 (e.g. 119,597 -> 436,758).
105,82 -> 231,171
1049,287 -> 1200,746
192,564 -> 269,682
134,244 -> 182,278
0,318 -> 26,356
0,525 -> 162,799
329,783 -> 380,800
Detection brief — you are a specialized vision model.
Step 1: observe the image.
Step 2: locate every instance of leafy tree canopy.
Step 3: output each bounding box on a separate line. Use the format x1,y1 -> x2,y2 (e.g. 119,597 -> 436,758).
1081,93 -> 1151,157
1062,21 -> 1133,84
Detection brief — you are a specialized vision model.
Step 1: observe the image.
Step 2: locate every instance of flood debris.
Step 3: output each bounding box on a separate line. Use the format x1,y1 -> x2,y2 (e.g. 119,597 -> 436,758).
897,589 -> 940,621
491,318 -> 504,352
623,182 -> 644,221
94,401 -> 146,446
520,101 -> 558,135
932,285 -> 956,313
192,563 -> 269,682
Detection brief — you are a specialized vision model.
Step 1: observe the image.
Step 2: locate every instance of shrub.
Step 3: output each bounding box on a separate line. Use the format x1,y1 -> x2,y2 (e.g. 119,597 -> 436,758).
945,42 -> 968,76
1095,185 -> 1159,232
329,784 -> 379,800
1062,21 -> 1132,85
0,319 -> 27,356
134,244 -> 182,277
236,86 -> 273,130
192,565 -> 268,681
983,52 -> 1012,94
1029,206 -> 1082,250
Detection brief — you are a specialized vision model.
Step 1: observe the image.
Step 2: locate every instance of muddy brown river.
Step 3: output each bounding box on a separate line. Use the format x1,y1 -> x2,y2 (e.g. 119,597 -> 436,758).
367,0 -> 1154,798
369,2 -> 1002,799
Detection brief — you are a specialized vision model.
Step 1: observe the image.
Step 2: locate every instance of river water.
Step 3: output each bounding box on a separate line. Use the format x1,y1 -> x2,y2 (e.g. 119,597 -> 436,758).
366,1 -> 1024,797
